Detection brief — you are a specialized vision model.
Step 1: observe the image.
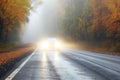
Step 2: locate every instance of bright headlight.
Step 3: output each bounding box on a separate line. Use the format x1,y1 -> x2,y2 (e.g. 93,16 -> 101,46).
37,38 -> 63,50
55,42 -> 61,48
41,41 -> 49,49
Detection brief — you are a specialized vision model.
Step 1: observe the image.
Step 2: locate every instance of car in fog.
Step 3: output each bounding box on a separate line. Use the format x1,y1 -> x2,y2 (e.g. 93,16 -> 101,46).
38,38 -> 62,51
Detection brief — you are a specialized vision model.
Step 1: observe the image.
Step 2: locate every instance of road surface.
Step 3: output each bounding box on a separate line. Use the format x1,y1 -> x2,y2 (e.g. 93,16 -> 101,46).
4,49 -> 120,80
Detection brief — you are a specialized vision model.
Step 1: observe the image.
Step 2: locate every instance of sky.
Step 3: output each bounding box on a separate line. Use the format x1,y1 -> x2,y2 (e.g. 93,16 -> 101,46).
22,0 -> 60,43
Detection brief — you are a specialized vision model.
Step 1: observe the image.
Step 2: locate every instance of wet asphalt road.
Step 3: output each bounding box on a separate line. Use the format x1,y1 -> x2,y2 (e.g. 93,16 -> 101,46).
4,49 -> 120,80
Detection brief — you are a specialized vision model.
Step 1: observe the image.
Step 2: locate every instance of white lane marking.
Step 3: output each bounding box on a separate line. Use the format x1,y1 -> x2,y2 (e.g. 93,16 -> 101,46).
5,49 -> 37,80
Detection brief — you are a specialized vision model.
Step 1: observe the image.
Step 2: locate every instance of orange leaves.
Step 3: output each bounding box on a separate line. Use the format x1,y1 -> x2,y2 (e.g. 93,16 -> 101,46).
0,0 -> 31,42
0,0 -> 30,25
0,47 -> 33,65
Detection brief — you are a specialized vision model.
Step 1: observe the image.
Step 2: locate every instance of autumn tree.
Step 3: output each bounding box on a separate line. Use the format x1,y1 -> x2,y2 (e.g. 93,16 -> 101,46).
103,0 -> 120,50
0,0 -> 31,42
59,0 -> 120,51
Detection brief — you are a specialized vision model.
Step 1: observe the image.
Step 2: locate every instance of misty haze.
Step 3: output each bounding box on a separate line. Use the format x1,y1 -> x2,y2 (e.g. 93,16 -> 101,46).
23,0 -> 61,43
0,0 -> 120,80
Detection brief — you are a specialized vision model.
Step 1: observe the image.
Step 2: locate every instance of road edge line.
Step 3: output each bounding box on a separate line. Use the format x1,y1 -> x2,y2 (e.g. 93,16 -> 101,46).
5,49 -> 36,80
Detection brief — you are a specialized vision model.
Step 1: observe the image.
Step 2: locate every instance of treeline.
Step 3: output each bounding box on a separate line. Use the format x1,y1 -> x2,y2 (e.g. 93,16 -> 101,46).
0,0 -> 31,43
58,0 -> 120,51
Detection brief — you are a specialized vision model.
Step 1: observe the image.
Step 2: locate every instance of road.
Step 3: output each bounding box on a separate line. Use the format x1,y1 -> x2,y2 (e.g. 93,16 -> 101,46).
4,49 -> 120,80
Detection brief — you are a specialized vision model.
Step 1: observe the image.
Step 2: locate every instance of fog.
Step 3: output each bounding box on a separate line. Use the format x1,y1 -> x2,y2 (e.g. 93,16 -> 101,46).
22,0 -> 61,43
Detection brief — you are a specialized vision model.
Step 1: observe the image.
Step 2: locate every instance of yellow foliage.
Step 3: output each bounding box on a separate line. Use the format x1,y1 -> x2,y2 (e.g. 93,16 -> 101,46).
0,0 -> 31,41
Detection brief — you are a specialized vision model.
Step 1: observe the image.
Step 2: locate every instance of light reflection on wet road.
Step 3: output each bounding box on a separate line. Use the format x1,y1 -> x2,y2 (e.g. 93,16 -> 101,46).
5,49 -> 120,80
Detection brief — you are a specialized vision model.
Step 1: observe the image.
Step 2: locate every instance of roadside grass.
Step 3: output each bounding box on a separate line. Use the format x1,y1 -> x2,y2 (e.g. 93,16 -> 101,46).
66,41 -> 120,56
0,42 -> 19,51
0,45 -> 35,78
